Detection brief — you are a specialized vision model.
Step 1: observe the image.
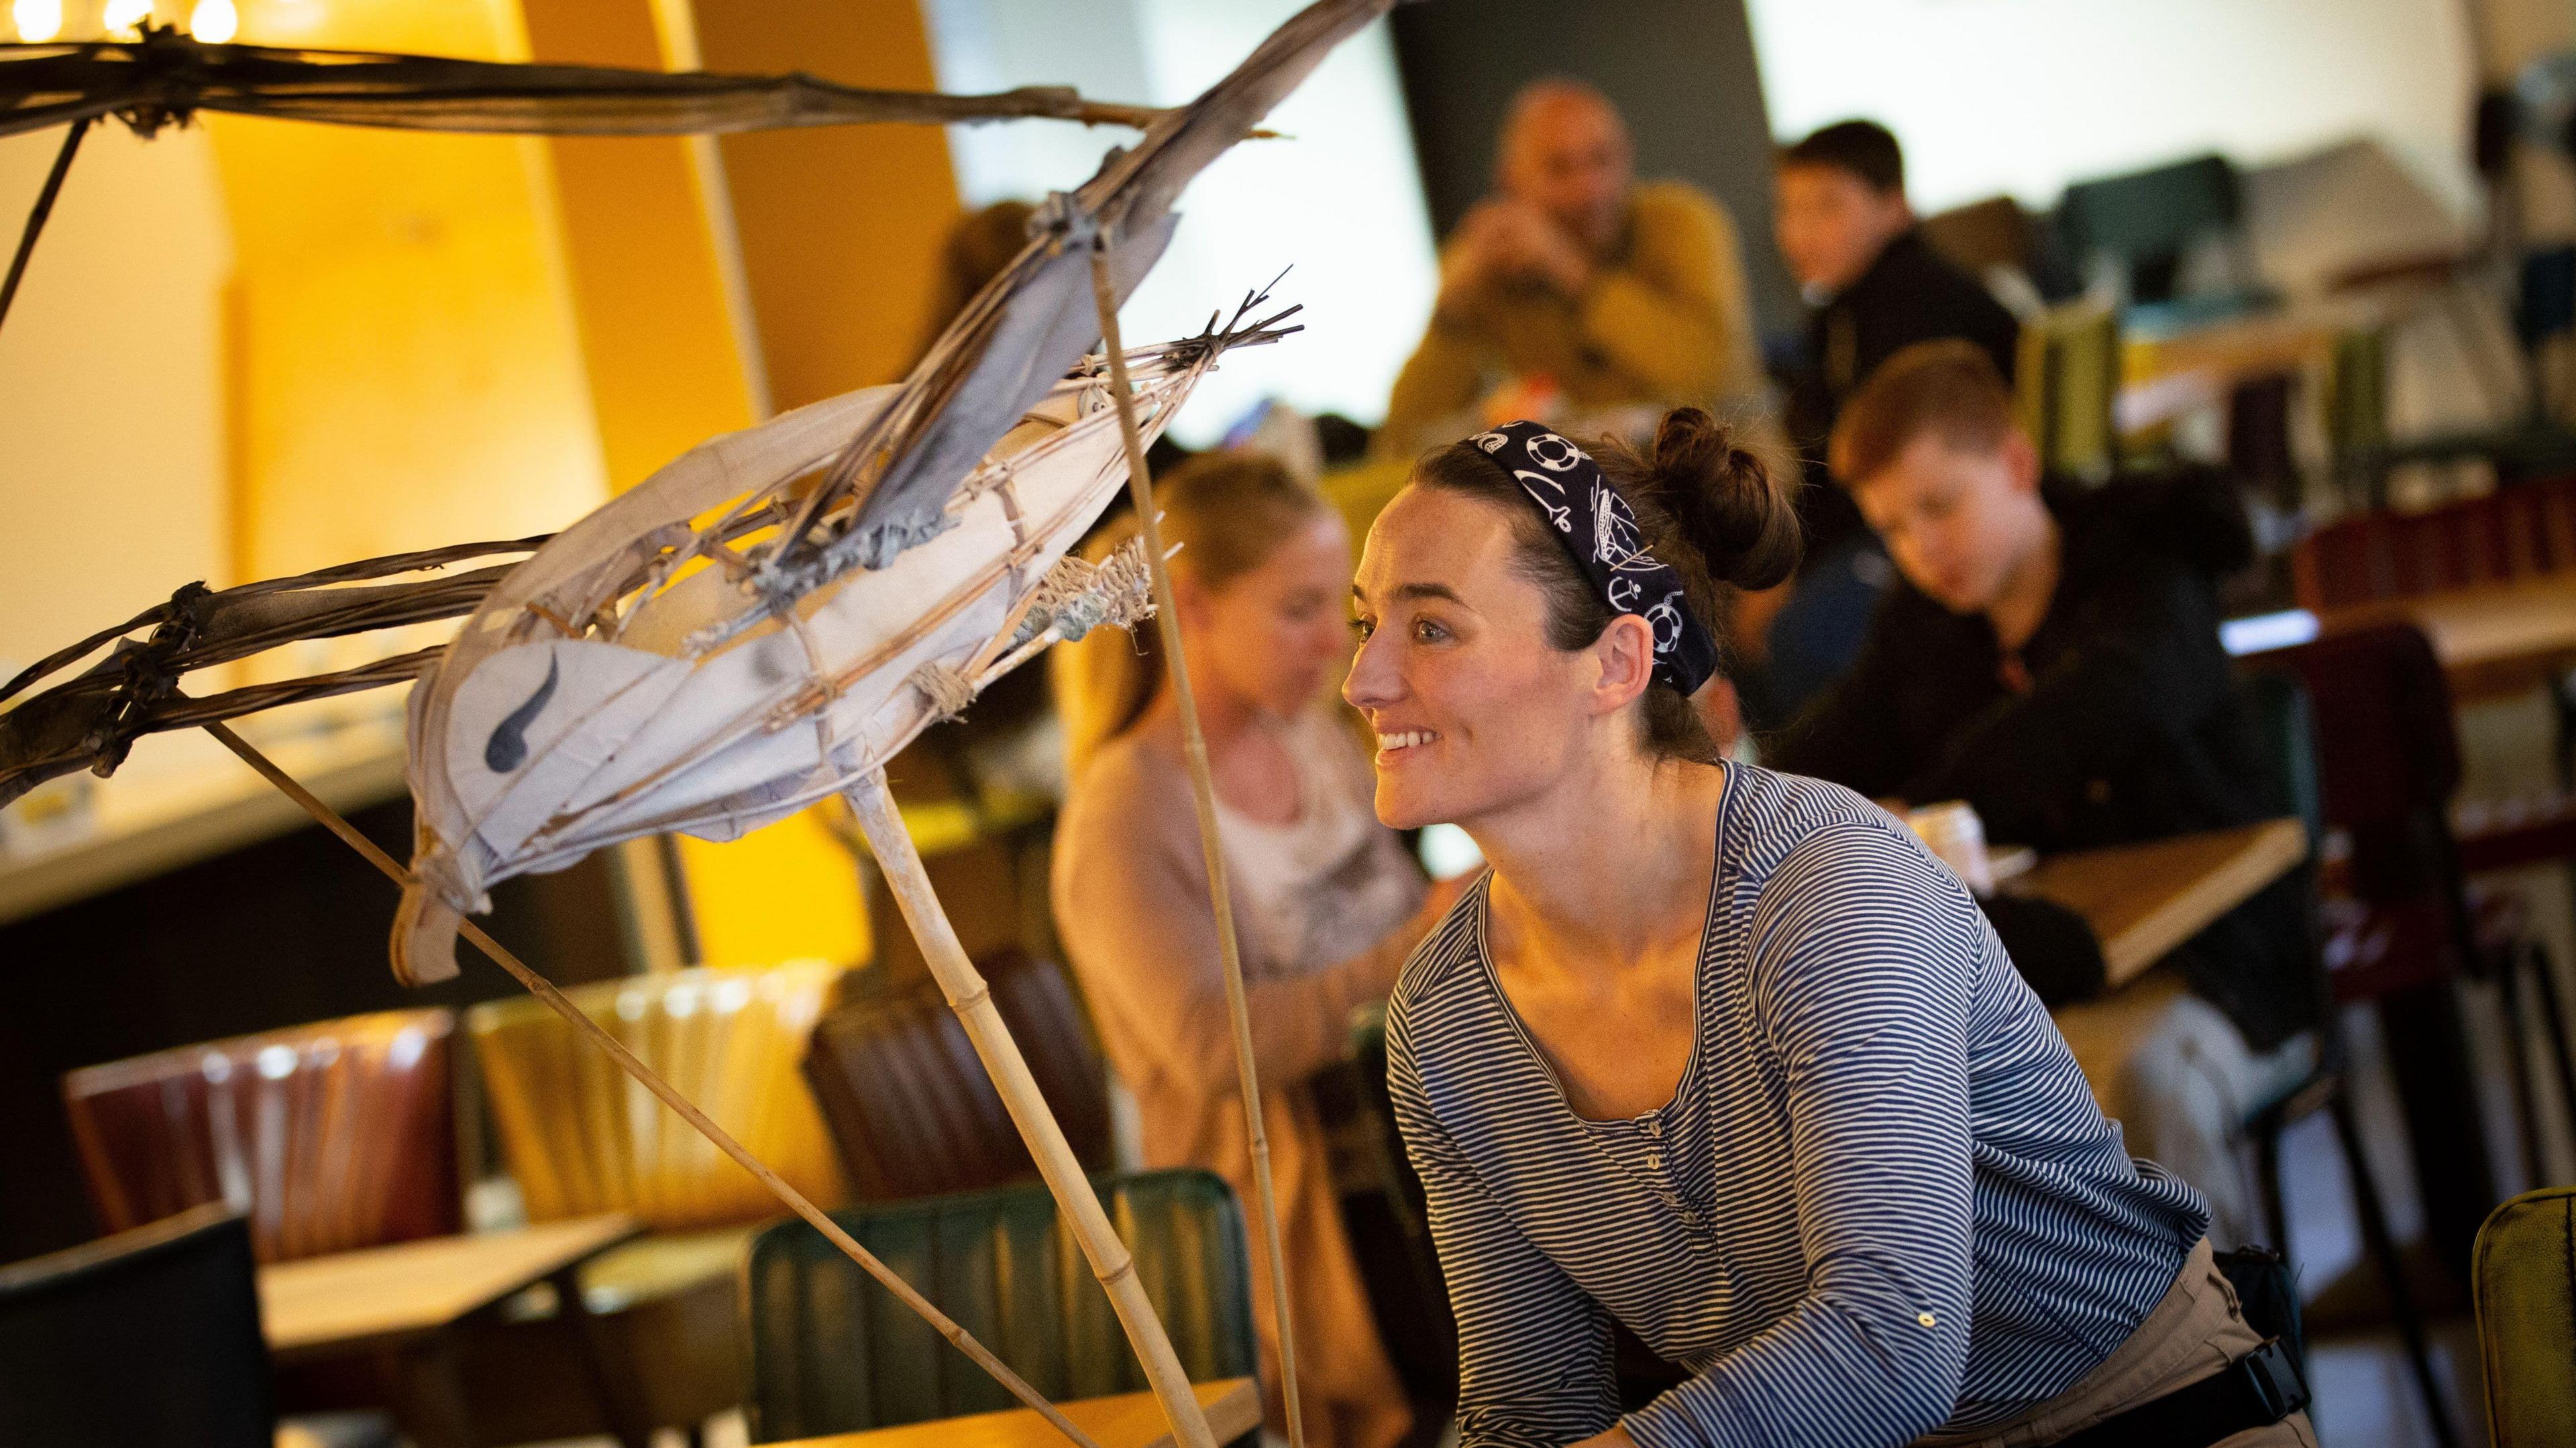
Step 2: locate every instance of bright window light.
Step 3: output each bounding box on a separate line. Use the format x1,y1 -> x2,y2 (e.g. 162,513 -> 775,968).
189,0 -> 237,44
103,0 -> 152,36
1744,0 -> 2478,217
924,0 -> 1440,446
11,0 -> 62,44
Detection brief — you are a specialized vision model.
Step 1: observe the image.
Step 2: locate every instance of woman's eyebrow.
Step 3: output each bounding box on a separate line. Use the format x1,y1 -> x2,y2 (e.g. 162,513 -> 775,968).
1352,579 -> 1467,610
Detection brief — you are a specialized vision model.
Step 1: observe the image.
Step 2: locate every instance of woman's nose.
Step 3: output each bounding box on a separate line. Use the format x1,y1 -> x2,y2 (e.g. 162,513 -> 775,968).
1343,630 -> 1398,709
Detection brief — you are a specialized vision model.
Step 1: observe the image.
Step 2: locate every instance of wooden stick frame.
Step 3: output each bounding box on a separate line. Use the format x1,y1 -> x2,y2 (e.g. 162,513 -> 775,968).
1089,238 -> 1310,1448
197,290 -> 1305,1445
198,722 -> 1108,1448
843,773 -> 1218,1448
172,245 -> 1316,1448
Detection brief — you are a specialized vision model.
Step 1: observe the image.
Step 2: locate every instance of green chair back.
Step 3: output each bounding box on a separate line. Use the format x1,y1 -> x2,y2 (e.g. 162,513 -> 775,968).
740,1168 -> 1256,1443
2474,1185 -> 2576,1445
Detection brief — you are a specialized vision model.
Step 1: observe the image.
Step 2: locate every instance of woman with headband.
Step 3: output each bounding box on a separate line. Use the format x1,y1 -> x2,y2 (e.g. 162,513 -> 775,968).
1345,411 -> 2312,1447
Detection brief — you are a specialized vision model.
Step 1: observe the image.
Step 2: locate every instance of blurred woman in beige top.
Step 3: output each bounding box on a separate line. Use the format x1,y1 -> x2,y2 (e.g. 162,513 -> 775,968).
1053,453 -> 1458,1448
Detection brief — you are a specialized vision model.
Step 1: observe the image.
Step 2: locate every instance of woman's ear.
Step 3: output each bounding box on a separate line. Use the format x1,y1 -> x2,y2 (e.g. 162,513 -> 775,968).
1587,613 -> 1657,717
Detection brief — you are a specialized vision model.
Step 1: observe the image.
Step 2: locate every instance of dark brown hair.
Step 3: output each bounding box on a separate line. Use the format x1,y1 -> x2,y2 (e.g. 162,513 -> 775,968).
1411,407 -> 1800,763
1778,119 -> 1905,194
1828,339 -> 2018,488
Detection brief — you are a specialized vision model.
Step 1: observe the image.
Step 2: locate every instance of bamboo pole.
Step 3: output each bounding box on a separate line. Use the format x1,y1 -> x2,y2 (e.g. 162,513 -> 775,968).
1087,239 -> 1309,1448
199,722 -> 1102,1448
843,773 -> 1218,1448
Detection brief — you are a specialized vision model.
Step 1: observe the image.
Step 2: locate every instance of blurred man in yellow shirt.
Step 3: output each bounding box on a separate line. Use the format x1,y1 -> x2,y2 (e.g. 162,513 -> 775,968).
1374,79 -> 1772,461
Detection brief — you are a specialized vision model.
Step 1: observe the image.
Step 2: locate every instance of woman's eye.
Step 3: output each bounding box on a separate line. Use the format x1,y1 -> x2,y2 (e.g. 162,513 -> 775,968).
1350,617 -> 1375,641
1413,618 -> 1450,643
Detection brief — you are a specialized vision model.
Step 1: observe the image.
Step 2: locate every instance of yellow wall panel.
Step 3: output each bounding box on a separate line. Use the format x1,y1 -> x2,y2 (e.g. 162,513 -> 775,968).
519,0 -> 871,968
0,123 -> 232,678
211,0 -> 607,596
692,0 -> 961,405
523,0 -> 766,489
676,812 -> 869,970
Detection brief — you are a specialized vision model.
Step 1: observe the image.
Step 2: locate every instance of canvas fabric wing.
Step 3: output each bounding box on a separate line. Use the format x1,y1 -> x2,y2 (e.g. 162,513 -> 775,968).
396,355 -> 1207,984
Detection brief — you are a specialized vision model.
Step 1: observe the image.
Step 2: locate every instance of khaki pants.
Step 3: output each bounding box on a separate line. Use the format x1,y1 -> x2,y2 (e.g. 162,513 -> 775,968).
1923,1238 -> 2316,1447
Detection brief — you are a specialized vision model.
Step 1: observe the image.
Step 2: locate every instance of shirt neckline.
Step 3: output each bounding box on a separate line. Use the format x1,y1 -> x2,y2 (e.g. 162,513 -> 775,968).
1469,761 -> 1739,1128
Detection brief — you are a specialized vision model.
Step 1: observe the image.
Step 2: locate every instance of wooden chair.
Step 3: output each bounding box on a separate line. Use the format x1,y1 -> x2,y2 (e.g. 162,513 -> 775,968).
2262,626 -> 2576,1235
0,1204 -> 271,1448
740,1168 -> 1257,1443
2473,1185 -> 2576,1445
801,948 -> 1112,1203
462,960 -> 848,1445
2292,476 -> 2576,979
61,1009 -> 462,1264
2235,669 -> 2459,1445
1920,195 -> 2036,283
2293,472 -> 2576,610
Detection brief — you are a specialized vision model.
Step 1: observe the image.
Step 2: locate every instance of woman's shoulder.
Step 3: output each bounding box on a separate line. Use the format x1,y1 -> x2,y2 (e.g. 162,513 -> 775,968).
1385,875 -> 1491,1047
1729,767 -> 1980,911
1727,765 -> 1990,970
1726,764 -> 1915,866
1059,724 -> 1191,852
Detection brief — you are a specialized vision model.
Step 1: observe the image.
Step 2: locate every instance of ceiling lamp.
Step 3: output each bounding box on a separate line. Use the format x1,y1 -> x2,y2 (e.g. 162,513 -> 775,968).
11,0 -> 62,44
188,0 -> 235,43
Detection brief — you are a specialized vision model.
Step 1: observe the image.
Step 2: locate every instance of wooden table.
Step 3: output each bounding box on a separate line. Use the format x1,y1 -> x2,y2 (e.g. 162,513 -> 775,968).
2314,573 -> 2576,704
260,1214 -> 645,1447
2116,312 -> 2343,437
2012,818 -> 2310,987
260,1213 -> 640,1356
768,1377 -> 1263,1448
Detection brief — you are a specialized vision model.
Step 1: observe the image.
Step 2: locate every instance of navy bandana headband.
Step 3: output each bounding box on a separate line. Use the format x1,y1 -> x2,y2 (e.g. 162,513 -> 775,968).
1466,420 -> 1722,696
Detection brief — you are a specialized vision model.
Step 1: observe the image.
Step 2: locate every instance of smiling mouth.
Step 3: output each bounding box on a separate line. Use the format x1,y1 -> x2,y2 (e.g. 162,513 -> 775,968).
1376,729 -> 1439,755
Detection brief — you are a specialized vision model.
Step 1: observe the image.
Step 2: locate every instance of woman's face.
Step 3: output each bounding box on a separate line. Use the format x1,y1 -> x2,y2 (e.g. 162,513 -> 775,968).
1344,486 -> 1625,830
1182,508 -> 1355,720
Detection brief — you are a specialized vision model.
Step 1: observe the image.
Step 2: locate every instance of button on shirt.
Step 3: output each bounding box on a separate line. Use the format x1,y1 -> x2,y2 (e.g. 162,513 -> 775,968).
1387,766 -> 2210,1447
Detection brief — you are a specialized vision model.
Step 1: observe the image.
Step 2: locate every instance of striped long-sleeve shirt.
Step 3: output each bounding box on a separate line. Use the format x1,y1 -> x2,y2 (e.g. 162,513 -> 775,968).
1387,765 -> 2210,1448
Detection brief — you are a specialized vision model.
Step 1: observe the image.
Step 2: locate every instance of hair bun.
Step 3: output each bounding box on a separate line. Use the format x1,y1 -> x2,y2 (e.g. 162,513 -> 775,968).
1646,406 -> 1802,591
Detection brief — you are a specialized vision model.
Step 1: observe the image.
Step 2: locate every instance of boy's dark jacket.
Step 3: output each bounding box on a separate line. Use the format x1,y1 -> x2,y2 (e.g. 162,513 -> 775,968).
1772,468 -> 2320,1050
1783,229 -> 2023,559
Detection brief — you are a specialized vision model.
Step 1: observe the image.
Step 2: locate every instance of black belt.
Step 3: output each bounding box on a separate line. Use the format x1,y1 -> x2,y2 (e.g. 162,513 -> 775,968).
2050,1339 -> 2309,1448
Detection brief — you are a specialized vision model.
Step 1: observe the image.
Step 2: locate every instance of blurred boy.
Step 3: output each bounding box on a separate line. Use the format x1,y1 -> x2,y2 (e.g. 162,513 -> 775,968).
1747,121 -> 2023,724
1771,341 -> 2319,1246
1776,120 -> 2019,457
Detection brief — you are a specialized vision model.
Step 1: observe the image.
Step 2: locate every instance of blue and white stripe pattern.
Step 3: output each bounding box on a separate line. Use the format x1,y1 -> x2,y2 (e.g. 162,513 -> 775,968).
1387,765 -> 2210,1447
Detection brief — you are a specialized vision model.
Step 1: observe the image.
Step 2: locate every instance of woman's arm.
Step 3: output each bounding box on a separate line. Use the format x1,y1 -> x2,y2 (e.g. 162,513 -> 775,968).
1619,824 -> 1981,1448
1388,999 -> 1619,1448
1053,758 -> 1426,1094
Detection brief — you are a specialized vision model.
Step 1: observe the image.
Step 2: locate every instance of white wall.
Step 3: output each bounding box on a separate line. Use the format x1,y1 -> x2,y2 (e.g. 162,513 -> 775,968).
1746,0 -> 2481,217
0,123 -> 234,679
926,0 -> 1441,445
